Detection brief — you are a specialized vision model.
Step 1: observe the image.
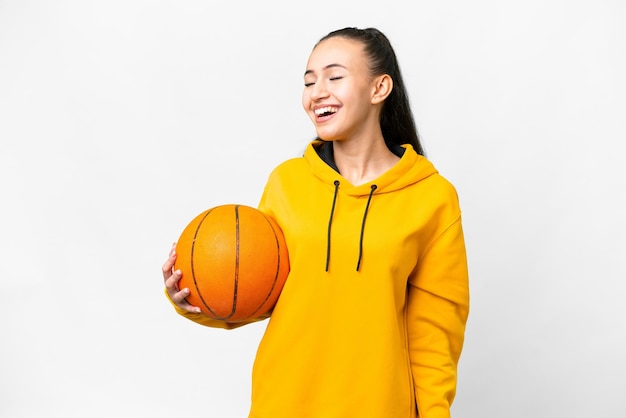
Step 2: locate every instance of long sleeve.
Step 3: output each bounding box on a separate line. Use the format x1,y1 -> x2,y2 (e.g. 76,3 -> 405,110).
407,215 -> 470,418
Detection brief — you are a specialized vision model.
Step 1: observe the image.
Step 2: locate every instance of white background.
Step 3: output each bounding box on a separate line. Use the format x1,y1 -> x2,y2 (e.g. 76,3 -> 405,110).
1,1 -> 625,417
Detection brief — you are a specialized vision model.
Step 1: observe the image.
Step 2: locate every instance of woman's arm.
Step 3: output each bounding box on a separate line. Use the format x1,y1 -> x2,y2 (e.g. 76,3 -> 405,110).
407,216 -> 470,418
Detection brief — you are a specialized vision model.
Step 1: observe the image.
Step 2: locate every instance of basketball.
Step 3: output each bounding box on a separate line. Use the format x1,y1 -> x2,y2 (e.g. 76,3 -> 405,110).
174,204 -> 289,322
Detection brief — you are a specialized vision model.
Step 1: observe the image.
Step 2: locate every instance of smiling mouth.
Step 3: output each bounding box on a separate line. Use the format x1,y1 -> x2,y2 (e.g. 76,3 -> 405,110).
315,106 -> 338,117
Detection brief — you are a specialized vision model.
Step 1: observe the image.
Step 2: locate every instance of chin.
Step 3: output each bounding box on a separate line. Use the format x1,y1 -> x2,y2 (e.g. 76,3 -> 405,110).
315,132 -> 344,142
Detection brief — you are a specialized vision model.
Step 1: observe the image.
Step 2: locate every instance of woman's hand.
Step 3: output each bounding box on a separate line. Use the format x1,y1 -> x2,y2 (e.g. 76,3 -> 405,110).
162,243 -> 202,313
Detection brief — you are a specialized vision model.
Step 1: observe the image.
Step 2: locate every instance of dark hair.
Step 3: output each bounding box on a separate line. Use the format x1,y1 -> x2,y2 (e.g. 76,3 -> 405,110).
316,27 -> 424,155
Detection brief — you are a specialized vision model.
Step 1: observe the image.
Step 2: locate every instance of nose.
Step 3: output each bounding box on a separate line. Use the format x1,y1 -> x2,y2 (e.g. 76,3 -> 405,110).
310,80 -> 329,101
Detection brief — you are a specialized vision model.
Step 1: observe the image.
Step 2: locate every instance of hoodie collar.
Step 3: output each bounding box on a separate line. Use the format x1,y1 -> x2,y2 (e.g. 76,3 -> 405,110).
306,140 -> 437,196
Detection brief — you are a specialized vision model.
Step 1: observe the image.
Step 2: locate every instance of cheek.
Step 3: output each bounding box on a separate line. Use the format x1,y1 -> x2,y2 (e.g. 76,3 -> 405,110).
301,91 -> 312,116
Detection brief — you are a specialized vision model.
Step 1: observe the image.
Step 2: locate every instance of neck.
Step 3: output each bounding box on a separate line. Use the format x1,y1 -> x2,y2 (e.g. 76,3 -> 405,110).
332,136 -> 399,186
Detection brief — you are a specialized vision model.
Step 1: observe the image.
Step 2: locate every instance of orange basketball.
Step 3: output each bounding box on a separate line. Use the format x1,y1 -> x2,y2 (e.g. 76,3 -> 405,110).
174,204 -> 289,322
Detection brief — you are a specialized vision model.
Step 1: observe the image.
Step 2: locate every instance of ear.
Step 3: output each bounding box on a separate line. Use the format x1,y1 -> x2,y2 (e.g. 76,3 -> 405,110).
371,74 -> 393,105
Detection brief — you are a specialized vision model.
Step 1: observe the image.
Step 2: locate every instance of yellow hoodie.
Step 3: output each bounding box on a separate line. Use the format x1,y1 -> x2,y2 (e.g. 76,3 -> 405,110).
170,141 -> 469,418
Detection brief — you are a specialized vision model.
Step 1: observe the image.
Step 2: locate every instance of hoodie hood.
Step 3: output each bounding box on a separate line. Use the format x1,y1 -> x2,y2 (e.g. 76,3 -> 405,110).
305,141 -> 438,197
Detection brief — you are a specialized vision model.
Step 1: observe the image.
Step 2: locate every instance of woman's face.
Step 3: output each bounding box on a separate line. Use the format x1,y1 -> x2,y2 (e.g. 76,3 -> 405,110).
302,37 -> 379,142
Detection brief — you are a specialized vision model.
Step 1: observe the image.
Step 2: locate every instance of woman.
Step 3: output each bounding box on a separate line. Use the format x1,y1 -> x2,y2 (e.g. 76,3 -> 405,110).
163,27 -> 469,418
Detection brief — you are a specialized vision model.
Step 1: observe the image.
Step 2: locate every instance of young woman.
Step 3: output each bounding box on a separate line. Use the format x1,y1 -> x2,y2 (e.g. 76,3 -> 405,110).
163,27 -> 469,418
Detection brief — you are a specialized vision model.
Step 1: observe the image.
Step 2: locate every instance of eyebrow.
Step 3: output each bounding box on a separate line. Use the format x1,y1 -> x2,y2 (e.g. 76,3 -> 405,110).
304,63 -> 347,76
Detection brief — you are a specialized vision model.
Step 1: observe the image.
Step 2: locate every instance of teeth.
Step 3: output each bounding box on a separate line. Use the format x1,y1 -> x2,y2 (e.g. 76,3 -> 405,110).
315,106 -> 337,116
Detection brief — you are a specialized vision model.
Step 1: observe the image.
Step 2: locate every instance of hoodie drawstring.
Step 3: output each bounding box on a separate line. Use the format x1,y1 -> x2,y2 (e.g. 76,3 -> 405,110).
356,184 -> 377,271
325,180 -> 341,272
325,181 -> 378,272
